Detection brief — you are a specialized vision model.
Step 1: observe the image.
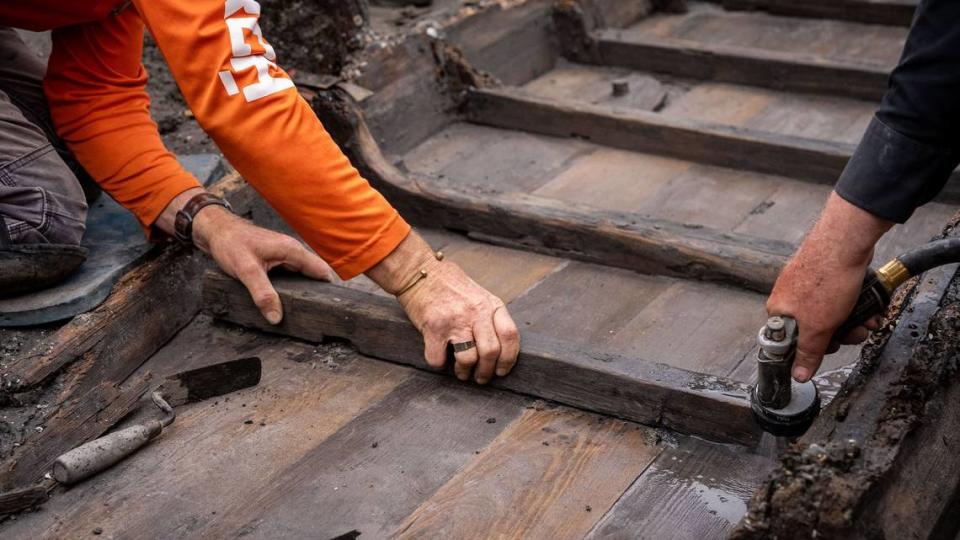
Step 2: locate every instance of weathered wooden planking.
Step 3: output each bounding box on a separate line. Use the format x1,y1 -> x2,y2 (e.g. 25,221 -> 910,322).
394,405 -> 663,539
532,148 -> 692,214
466,87 -> 960,204
203,270 -> 763,445
314,91 -> 790,292
466,86 -> 852,185
720,0 -> 916,27
0,331 -> 414,538
506,262 -> 665,347
608,280 -> 763,378
626,3 -> 906,66
588,436 -> 774,539
401,123 -> 594,194
522,62 -> 673,110
439,240 -> 565,303
1,372 -> 152,488
591,31 -> 890,101
0,172 -> 251,394
201,374 -> 528,539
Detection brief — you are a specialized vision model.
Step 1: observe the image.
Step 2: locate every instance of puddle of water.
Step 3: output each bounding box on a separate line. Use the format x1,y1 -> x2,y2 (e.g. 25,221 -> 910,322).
652,462 -> 754,524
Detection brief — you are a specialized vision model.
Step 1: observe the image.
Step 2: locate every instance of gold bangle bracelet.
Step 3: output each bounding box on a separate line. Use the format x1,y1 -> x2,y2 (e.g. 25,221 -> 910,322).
393,250 -> 444,297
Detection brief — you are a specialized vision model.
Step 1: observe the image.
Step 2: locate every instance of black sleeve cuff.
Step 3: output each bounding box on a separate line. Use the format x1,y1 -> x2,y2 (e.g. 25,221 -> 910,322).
835,116 -> 960,223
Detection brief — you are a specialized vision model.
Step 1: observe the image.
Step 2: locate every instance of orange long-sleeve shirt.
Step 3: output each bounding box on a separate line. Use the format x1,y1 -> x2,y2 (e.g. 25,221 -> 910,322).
1,0 -> 410,279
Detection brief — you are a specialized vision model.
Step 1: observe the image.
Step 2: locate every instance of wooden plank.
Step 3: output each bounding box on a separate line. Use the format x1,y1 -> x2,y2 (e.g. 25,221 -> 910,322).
199,374 -> 528,538
394,405 -> 664,539
0,485 -> 48,516
625,3 -> 905,65
440,241 -> 565,303
466,87 -> 960,204
0,335 -> 413,538
592,31 -> 890,101
588,436 -> 774,539
314,91 -> 791,292
0,173 -> 254,491
1,372 -> 152,489
507,262 -> 667,347
402,124 -> 593,194
533,148 -> 692,214
203,270 -> 763,445
467,86 -> 852,185
608,281 -> 764,378
720,0 -> 917,27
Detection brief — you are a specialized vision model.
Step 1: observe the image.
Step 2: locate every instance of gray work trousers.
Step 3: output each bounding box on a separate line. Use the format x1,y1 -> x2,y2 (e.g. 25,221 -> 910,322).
0,27 -> 88,247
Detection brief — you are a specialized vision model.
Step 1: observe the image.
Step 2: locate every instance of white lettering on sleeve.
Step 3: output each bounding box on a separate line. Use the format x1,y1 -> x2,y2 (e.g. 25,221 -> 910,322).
224,0 -> 260,18
218,0 -> 291,102
231,56 -> 294,102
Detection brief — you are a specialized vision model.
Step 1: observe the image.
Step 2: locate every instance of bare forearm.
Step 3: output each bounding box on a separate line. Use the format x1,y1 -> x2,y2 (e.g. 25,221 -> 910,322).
799,192 -> 894,268
364,231 -> 440,293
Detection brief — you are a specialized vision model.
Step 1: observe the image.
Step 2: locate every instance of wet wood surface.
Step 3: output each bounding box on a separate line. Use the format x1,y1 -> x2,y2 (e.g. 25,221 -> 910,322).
588,436 -> 775,539
0,317 -> 775,539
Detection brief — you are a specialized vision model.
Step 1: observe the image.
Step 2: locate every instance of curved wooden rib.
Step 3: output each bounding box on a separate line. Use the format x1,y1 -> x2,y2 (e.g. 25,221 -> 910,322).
317,89 -> 790,292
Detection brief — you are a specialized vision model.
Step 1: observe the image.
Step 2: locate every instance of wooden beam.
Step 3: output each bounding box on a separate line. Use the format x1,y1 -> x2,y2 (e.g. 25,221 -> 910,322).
591,31 -> 890,102
203,270 -> 763,446
467,86 -> 849,184
312,88 -> 790,292
735,225 -> 960,537
0,373 -> 152,489
465,87 -> 960,204
719,0 -> 916,27
0,172 -> 256,491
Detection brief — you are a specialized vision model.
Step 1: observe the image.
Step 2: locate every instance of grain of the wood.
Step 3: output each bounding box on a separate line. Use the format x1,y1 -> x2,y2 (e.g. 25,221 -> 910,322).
608,281 -> 763,378
203,271 -> 763,445
466,86 -> 855,185
0,485 -> 48,516
440,240 -> 566,303
0,315 -> 411,537
521,62 -> 673,110
720,0 -> 916,27
592,30 -> 891,101
637,165 -> 779,232
661,82 -> 776,127
201,373 -> 528,539
1,372 -> 152,488
394,406 -> 663,540
588,436 -> 774,539
444,0 -> 558,85
321,94 -> 790,291
507,262 -> 666,346
402,123 -> 593,194
627,3 -> 906,66
533,148 -> 692,213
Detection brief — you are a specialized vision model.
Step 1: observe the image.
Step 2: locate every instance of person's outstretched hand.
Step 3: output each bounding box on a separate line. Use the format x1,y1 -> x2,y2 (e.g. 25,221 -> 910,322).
367,233 -> 520,385
193,204 -> 335,324
766,192 -> 892,382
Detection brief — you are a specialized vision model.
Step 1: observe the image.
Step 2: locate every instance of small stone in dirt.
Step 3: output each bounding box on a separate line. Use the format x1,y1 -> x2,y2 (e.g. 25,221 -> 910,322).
93,527 -> 103,535
244,420 -> 253,425
542,441 -> 549,446
371,442 -> 379,448
585,506 -> 592,512
486,417 -> 496,424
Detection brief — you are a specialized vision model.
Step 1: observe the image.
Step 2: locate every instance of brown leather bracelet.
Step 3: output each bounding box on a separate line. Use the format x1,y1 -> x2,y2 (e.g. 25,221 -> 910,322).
174,192 -> 232,245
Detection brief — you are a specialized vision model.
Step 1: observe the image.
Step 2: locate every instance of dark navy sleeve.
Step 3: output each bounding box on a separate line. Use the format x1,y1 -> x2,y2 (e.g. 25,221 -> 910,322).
835,0 -> 960,223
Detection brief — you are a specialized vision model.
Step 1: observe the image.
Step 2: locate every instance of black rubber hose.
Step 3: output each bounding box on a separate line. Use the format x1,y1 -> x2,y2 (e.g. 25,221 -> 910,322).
898,237 -> 960,277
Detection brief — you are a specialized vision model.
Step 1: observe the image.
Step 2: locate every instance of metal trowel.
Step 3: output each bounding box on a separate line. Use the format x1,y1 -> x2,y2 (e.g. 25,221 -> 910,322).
53,356 -> 262,485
